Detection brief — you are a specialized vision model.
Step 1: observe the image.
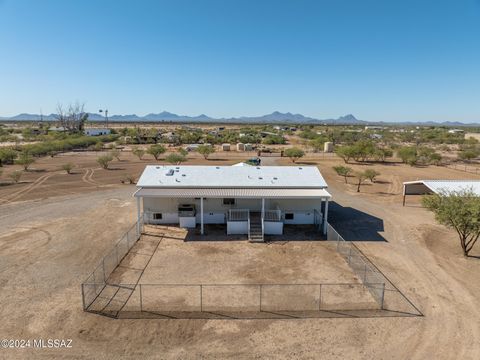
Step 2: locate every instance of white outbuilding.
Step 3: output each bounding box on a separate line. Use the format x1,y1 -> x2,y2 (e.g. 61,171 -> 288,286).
402,179 -> 480,206
84,128 -> 111,136
134,165 -> 331,241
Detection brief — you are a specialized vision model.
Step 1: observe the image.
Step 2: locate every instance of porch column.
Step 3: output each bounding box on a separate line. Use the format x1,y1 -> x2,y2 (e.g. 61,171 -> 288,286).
200,197 -> 204,235
136,196 -> 142,236
261,198 -> 265,219
323,198 -> 329,235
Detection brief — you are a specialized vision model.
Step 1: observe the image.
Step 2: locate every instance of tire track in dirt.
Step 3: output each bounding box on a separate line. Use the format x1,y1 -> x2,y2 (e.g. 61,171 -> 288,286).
82,168 -> 102,186
0,172 -> 56,204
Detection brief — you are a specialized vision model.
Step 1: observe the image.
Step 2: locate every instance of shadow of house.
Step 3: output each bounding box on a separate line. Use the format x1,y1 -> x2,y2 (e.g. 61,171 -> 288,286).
328,202 -> 386,242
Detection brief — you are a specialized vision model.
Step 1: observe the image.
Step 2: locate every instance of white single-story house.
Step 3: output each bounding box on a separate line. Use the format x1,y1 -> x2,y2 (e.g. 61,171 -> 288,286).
134,165 -> 331,241
84,128 -> 111,136
402,180 -> 480,205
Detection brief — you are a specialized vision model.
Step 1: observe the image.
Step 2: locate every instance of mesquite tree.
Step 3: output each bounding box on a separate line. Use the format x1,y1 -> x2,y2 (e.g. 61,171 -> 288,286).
422,189 -> 480,257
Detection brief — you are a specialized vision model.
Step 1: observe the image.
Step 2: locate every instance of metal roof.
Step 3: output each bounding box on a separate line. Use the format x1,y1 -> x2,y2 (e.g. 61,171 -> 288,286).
403,180 -> 480,195
135,187 -> 331,199
136,165 -> 328,189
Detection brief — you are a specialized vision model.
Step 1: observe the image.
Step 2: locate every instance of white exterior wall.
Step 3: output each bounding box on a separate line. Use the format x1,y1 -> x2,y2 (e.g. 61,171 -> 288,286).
264,221 -> 283,235
227,221 -> 249,234
142,197 -> 324,226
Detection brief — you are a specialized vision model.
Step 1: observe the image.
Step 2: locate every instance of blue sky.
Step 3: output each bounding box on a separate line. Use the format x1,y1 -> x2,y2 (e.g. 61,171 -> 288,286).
0,0 -> 479,122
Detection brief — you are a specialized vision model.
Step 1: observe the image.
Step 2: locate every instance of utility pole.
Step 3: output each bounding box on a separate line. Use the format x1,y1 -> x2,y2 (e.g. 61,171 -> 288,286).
99,109 -> 109,128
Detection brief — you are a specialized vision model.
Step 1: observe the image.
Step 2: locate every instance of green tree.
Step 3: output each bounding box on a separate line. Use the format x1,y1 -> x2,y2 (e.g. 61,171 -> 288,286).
284,147 -> 305,163
110,148 -> 121,161
364,169 -> 380,183
97,154 -> 113,169
336,146 -> 357,164
147,144 -> 167,160
458,150 -> 478,162
333,165 -> 353,184
354,171 -> 368,192
165,153 -> 187,165
16,151 -> 35,171
397,146 -> 418,166
422,189 -> 480,257
0,148 -> 17,166
61,163 -> 74,174
132,148 -> 145,160
178,147 -> 188,157
197,144 -> 215,160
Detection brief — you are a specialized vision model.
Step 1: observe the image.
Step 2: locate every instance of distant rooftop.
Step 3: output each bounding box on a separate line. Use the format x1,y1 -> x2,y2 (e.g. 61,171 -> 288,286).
403,180 -> 480,195
136,165 -> 328,189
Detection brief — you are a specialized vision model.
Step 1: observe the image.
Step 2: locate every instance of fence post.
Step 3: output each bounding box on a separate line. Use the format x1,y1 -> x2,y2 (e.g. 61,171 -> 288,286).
200,285 -> 203,312
139,284 -> 143,312
102,258 -> 106,283
380,283 -> 385,310
347,246 -> 352,264
363,263 -> 367,283
318,284 -> 322,311
81,284 -> 86,311
259,285 -> 263,312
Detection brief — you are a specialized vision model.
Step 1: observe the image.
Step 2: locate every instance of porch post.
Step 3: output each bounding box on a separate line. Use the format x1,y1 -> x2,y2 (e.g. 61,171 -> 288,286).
261,198 -> 265,219
200,197 -> 204,235
323,198 -> 329,235
136,196 -> 142,236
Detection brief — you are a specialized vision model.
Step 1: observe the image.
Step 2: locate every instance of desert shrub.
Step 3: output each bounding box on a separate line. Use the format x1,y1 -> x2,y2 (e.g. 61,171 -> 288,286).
97,154 -> 113,169
197,144 -> 215,159
61,163 -> 74,174
0,148 -> 17,166
397,146 -> 418,165
15,151 -> 35,170
284,147 -> 305,163
364,169 -> 380,182
165,153 -> 187,165
333,165 -> 353,183
147,144 -> 167,160
132,148 -> 145,160
9,170 -> 22,183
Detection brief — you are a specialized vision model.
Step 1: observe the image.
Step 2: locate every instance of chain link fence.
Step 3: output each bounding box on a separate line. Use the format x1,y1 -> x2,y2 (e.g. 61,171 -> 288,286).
327,223 -> 422,316
81,217 -> 144,311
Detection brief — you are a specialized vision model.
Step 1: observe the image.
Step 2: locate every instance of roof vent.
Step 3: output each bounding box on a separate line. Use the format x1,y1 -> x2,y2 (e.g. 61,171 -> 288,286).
182,174 -> 186,177
175,178 -> 181,182
259,177 -> 263,180
273,177 -> 278,180
216,166 -> 220,169
156,166 -> 161,169
298,167 -> 303,170
166,169 -> 175,176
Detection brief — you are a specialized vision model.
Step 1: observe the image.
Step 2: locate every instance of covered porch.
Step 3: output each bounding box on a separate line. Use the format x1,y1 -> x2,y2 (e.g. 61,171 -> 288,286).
134,187 -> 331,242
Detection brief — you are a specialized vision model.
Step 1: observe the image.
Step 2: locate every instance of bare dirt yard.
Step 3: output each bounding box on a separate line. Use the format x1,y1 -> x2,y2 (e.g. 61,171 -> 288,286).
0,152 -> 479,359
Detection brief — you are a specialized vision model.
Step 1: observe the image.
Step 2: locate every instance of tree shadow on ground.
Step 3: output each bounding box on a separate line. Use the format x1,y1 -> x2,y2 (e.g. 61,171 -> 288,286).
328,201 -> 386,242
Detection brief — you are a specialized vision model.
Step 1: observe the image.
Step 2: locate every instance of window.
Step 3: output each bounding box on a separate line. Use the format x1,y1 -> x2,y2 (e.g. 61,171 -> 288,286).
223,198 -> 235,205
285,213 -> 294,220
153,213 -> 163,220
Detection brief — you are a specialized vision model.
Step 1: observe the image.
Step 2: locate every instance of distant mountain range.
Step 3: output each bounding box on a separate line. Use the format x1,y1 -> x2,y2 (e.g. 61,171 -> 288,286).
0,111 -> 478,127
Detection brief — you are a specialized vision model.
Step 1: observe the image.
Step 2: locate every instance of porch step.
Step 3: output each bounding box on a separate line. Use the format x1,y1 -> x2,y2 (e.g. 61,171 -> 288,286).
249,212 -> 264,242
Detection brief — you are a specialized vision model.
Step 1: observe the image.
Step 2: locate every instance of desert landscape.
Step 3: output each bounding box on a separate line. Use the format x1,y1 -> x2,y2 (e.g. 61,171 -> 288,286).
1,139 -> 479,359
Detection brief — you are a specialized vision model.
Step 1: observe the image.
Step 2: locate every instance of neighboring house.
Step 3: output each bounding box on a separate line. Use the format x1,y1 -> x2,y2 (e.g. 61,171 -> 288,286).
134,165 -> 331,241
448,129 -> 464,134
48,126 -> 66,132
84,128 -> 111,136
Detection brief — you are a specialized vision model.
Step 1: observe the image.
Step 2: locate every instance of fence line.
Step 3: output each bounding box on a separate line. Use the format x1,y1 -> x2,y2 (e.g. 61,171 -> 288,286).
327,222 -> 423,316
445,162 -> 480,175
82,216 -> 144,310
82,282 -> 387,318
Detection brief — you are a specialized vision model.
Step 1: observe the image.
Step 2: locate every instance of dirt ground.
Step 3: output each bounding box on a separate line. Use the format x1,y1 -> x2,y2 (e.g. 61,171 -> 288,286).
0,152 -> 480,359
